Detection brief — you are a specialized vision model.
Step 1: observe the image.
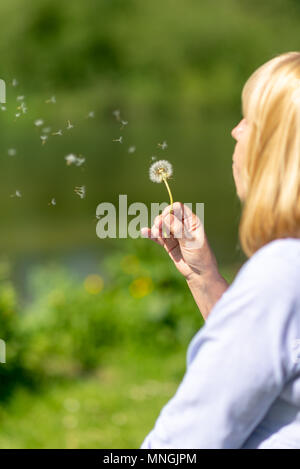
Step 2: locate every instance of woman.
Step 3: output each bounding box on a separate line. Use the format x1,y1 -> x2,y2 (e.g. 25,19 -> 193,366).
140,52 -> 300,449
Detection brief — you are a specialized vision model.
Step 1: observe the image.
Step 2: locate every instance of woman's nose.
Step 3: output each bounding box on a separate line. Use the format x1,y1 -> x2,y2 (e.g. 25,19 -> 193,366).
231,125 -> 238,140
231,119 -> 246,141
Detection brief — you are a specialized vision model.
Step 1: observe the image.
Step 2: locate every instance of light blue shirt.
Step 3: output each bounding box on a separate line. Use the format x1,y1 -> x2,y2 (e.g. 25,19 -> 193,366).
141,238 -> 300,449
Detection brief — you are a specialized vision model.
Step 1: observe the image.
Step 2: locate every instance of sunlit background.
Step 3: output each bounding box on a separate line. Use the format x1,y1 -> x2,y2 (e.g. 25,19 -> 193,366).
0,0 -> 299,448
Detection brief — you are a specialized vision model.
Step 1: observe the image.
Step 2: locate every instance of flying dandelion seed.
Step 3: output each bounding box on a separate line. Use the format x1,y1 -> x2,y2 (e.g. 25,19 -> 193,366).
128,146 -> 136,154
158,141 -> 168,150
74,186 -> 86,199
64,154 -> 85,167
113,109 -> 121,121
40,135 -> 48,145
35,119 -> 44,127
151,156 -> 157,161
16,96 -> 25,102
42,127 -> 52,134
66,120 -> 74,130
10,190 -> 22,198
65,154 -> 77,165
149,159 -> 174,213
15,113 -> 21,118
46,96 -> 56,104
8,148 -> 17,156
120,120 -> 128,129
48,198 -> 56,206
1,106 -> 6,111
52,129 -> 63,136
12,78 -> 18,87
75,157 -> 85,167
113,136 -> 123,144
18,102 -> 27,114
87,111 -> 95,118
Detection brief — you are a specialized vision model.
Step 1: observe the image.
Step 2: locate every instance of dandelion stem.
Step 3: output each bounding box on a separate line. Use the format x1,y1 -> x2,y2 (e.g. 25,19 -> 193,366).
162,176 -> 174,238
163,177 -> 174,213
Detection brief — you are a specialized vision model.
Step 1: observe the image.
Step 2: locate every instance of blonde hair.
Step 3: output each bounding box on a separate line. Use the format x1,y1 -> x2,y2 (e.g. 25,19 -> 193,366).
239,51 -> 300,257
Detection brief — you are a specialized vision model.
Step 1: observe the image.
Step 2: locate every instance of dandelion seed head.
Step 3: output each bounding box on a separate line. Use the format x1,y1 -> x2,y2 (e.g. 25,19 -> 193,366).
149,159 -> 173,183
35,119 -> 44,127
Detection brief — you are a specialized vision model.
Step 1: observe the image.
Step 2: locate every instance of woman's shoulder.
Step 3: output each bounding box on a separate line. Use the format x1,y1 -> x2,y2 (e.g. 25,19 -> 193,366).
236,237 -> 300,288
212,237 -> 300,321
251,237 -> 300,262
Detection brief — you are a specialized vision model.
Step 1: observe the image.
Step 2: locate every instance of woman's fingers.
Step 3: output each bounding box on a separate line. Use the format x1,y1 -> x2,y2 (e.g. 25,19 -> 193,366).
140,226 -> 165,247
140,227 -> 152,238
161,202 -> 204,249
141,219 -> 192,277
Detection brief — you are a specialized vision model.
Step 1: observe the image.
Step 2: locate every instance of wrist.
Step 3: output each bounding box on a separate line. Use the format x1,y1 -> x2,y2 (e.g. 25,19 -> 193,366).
185,266 -> 220,285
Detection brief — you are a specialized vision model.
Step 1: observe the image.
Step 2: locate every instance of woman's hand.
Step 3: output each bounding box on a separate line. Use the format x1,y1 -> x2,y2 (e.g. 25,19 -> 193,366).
141,202 -> 229,319
141,202 -> 218,280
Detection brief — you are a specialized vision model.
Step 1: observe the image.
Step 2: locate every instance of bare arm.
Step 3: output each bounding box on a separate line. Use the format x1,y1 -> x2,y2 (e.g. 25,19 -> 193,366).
185,270 -> 229,320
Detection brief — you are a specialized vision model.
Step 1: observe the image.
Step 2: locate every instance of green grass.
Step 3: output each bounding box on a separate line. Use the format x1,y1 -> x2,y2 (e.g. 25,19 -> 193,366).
0,346 -> 187,449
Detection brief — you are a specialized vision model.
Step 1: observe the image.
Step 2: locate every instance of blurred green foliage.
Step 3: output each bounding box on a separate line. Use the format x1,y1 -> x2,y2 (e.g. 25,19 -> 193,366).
0,259 -> 32,400
1,241 -> 211,382
1,0 -> 300,114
